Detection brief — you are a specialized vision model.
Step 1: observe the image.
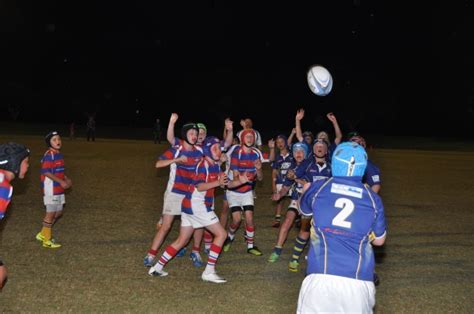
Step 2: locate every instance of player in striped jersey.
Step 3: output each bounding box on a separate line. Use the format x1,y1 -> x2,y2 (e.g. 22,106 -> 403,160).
222,129 -> 264,256
0,142 -> 30,291
36,131 -> 72,249
144,119 -> 203,267
149,137 -> 248,282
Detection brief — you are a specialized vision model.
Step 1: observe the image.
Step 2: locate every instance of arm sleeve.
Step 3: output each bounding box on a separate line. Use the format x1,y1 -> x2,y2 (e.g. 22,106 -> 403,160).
372,194 -> 387,238
159,147 -> 177,160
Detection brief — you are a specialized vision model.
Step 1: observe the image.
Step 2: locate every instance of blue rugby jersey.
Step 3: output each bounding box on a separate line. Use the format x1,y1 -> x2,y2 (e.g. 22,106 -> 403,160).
300,176 -> 386,281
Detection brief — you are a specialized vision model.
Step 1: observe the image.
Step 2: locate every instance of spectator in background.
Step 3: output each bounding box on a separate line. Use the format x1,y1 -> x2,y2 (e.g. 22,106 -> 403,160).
86,115 -> 96,142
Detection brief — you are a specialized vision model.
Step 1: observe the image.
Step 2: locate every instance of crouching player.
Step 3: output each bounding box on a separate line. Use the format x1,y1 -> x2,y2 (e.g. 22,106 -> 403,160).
296,142 -> 387,313
0,142 -> 30,291
149,137 -> 248,283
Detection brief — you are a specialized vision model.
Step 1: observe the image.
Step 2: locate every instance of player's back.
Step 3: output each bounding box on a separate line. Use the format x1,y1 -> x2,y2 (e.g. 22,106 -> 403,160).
303,176 -> 384,281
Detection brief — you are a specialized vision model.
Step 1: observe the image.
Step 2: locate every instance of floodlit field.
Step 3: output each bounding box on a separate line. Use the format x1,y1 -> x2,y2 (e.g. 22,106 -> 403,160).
1,135 -> 473,312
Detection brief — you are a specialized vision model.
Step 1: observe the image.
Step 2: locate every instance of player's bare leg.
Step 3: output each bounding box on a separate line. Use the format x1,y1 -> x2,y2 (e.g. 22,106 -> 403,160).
149,225 -> 194,277
144,214 -> 175,266
269,210 -> 297,262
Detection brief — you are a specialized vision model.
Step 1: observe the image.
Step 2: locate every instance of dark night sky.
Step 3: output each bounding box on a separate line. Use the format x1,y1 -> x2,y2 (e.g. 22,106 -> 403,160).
1,1 -> 473,138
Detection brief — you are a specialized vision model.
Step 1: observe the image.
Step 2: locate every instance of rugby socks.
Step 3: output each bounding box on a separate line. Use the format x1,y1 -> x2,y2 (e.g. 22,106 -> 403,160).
273,246 -> 283,255
41,221 -> 53,241
203,231 -> 213,251
245,226 -> 255,249
291,236 -> 307,262
155,246 -> 178,271
227,222 -> 239,241
192,245 -> 200,255
274,215 -> 281,223
147,249 -> 158,257
204,244 -> 222,273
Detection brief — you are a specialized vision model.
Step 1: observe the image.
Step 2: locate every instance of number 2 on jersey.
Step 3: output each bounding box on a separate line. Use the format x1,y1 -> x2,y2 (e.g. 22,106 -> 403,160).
332,198 -> 354,228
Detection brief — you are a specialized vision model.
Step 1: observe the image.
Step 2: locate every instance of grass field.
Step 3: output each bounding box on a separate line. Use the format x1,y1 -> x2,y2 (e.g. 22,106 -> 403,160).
0,134 -> 473,313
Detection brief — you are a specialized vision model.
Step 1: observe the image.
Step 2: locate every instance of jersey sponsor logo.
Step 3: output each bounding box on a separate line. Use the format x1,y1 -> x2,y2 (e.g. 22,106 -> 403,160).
330,183 -> 363,199
371,175 -> 380,183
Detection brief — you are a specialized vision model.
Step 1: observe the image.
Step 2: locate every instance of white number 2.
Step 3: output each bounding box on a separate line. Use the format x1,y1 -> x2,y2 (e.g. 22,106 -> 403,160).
332,198 -> 354,229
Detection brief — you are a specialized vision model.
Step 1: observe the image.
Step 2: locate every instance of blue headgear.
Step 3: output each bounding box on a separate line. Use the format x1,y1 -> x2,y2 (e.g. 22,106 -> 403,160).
331,142 -> 367,177
276,134 -> 288,148
292,142 -> 308,159
203,136 -> 221,161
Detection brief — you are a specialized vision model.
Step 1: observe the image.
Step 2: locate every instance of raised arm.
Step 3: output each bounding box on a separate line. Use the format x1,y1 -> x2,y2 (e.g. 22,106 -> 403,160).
288,128 -> 296,146
268,138 -> 275,162
223,118 -> 234,149
327,112 -> 342,145
295,109 -> 305,142
166,113 -> 179,145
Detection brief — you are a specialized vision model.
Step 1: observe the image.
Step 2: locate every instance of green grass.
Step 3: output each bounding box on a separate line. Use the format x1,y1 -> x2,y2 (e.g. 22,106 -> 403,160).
0,135 -> 473,312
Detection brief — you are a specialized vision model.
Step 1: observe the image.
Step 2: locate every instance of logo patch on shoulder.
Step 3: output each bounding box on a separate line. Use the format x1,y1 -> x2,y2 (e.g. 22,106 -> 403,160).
330,183 -> 363,199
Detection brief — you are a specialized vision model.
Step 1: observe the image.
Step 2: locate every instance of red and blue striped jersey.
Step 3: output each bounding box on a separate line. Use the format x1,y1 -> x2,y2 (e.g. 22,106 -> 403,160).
0,170 -> 13,219
40,149 -> 65,196
228,145 -> 263,193
159,144 -> 203,195
182,159 -> 220,215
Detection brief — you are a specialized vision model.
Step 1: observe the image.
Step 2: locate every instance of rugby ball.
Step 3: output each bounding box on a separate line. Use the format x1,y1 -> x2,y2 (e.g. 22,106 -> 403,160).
307,65 -> 333,96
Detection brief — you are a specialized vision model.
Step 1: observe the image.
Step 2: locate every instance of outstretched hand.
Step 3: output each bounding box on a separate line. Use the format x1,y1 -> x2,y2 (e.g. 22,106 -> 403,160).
170,113 -> 179,124
296,108 -> 305,121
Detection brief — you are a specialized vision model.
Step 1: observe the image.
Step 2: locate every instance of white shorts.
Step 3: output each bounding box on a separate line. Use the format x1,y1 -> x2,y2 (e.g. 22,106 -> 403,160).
297,274 -> 375,314
181,210 -> 219,229
162,191 -> 185,216
276,184 -> 290,197
226,190 -> 254,208
44,194 -> 65,206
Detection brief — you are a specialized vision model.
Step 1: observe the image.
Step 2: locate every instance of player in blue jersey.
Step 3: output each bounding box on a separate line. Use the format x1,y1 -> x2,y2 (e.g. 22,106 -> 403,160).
296,142 -> 387,313
269,134 -> 293,228
349,133 -> 381,194
268,142 -> 307,263
272,138 -> 332,271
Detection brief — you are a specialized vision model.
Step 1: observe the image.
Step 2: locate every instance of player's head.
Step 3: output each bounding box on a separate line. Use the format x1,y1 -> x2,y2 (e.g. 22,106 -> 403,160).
316,131 -> 329,142
203,136 -> 222,161
0,142 -> 30,179
239,129 -> 256,148
292,142 -> 308,162
332,141 -> 367,177
349,134 -> 366,149
313,138 -> 329,159
275,134 -> 288,150
196,123 -> 207,145
181,123 -> 199,146
244,118 -> 253,129
45,131 -> 61,150
302,131 -> 314,146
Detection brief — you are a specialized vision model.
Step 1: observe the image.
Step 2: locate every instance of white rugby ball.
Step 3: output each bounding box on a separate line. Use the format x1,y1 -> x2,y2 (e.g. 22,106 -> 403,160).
307,65 -> 333,96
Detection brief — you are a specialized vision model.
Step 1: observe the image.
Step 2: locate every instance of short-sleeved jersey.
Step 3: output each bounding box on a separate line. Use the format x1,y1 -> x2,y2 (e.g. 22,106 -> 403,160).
300,158 -> 332,183
271,153 -> 294,184
159,144 -> 203,195
364,159 -> 381,187
0,170 -> 13,219
228,145 -> 264,193
300,176 -> 387,281
182,159 -> 220,215
41,149 -> 65,196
